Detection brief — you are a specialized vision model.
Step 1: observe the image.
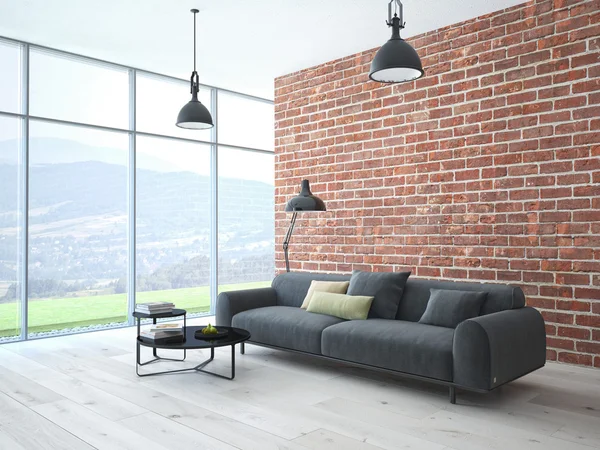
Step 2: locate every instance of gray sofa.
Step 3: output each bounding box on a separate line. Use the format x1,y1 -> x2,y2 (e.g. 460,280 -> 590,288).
216,272 -> 546,403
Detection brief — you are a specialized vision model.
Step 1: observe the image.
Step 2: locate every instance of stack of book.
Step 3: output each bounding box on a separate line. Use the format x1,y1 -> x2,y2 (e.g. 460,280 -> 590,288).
135,302 -> 175,315
140,323 -> 184,344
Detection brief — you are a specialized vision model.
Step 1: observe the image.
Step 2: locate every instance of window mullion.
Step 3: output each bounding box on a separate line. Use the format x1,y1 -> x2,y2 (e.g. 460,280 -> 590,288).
209,89 -> 218,316
18,43 -> 29,340
127,69 -> 136,325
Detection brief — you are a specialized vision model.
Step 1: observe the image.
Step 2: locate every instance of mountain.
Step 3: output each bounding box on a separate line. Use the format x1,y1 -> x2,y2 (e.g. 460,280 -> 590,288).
0,137 -> 274,283
0,137 -> 186,172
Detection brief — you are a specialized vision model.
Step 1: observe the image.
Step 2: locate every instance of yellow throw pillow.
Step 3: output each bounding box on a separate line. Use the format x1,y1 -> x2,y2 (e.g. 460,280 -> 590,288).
301,280 -> 350,309
307,291 -> 374,320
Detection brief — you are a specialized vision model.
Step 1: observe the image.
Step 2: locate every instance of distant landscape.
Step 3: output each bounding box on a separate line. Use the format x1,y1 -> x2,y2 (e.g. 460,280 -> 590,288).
0,281 -> 270,338
0,137 -> 275,336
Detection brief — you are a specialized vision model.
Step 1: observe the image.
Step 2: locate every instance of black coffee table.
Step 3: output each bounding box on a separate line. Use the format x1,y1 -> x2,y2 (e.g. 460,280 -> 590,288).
136,325 -> 250,379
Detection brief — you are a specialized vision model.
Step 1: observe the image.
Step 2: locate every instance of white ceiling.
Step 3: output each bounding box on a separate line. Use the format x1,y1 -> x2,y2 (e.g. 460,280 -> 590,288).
0,0 -> 524,100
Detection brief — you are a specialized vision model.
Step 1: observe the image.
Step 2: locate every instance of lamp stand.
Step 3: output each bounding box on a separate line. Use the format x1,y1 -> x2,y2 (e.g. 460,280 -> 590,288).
282,212 -> 298,273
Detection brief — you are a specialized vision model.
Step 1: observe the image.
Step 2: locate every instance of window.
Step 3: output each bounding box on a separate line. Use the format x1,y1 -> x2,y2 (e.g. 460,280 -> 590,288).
136,136 -> 211,314
0,117 -> 23,339
28,121 -> 129,336
218,92 -> 274,150
0,38 -> 274,341
30,49 -> 129,129
218,147 -> 274,293
136,73 -> 212,142
0,40 -> 22,114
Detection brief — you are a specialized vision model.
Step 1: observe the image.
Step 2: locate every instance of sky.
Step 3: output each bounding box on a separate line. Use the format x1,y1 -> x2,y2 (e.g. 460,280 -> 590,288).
0,39 -> 274,183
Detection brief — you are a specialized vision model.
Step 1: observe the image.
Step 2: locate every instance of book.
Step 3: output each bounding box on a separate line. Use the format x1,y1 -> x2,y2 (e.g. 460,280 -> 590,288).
136,302 -> 175,310
135,307 -> 173,314
137,302 -> 175,308
139,334 -> 184,345
150,323 -> 183,332
135,303 -> 175,314
140,330 -> 184,340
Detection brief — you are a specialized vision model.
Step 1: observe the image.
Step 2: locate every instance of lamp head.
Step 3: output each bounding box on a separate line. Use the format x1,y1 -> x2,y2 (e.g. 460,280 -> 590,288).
285,179 -> 326,212
176,84 -> 214,129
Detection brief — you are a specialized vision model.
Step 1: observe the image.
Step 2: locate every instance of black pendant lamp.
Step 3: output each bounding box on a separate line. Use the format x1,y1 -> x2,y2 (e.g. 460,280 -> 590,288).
176,9 -> 214,130
283,180 -> 326,272
369,0 -> 424,83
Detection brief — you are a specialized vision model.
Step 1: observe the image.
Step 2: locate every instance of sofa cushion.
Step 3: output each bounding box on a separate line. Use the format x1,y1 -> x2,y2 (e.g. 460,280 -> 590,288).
419,289 -> 486,328
232,306 -> 345,354
396,278 -> 526,322
306,291 -> 374,320
301,280 -> 350,309
347,270 -> 411,320
321,319 -> 454,381
272,272 -> 351,308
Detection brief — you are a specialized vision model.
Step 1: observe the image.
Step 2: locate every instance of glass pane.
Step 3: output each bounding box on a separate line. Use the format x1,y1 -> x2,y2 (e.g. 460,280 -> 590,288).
136,73 -> 212,141
28,121 -> 129,336
0,40 -> 22,114
218,147 -> 274,293
136,136 -> 211,314
218,92 -> 273,151
0,116 -> 22,339
30,49 -> 129,129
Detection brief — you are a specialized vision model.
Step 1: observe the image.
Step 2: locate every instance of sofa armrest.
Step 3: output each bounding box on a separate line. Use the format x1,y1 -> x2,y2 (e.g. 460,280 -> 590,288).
453,307 -> 546,391
215,287 -> 277,327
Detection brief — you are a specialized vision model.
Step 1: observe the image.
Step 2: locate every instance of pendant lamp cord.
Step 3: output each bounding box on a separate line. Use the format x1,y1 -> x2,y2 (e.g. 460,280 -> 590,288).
193,10 -> 197,73
189,8 -> 200,95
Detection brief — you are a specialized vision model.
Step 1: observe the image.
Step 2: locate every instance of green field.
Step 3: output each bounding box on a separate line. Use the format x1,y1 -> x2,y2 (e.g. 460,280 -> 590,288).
0,281 -> 271,337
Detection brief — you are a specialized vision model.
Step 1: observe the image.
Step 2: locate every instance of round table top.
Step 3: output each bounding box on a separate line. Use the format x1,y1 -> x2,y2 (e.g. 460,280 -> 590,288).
133,308 -> 187,319
137,326 -> 250,350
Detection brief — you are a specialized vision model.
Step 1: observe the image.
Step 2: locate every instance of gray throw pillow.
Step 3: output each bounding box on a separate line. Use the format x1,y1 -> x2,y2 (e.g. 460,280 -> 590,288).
347,270 -> 411,320
419,289 -> 487,328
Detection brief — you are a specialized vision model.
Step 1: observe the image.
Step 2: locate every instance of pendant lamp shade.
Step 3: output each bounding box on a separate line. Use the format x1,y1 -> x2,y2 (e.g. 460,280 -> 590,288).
176,9 -> 214,130
369,38 -> 424,83
176,96 -> 213,130
369,0 -> 424,83
285,180 -> 326,212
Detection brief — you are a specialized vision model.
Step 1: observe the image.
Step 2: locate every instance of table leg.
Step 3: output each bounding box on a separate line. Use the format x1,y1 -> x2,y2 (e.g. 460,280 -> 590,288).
136,317 -> 186,376
152,318 -> 157,357
138,345 -> 233,379
231,344 -> 235,380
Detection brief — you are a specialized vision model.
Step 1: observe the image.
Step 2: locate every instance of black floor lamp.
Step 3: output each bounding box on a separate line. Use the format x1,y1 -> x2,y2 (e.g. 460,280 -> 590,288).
283,179 -> 326,272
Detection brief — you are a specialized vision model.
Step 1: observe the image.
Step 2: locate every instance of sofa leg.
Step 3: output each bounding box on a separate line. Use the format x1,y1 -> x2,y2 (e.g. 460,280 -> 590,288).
240,343 -> 245,355
449,386 -> 456,404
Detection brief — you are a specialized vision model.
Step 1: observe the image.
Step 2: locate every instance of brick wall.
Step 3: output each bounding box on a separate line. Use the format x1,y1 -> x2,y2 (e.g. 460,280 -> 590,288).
274,0 -> 600,367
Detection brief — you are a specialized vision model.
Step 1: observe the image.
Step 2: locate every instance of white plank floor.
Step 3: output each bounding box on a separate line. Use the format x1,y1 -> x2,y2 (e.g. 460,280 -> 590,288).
0,317 -> 599,450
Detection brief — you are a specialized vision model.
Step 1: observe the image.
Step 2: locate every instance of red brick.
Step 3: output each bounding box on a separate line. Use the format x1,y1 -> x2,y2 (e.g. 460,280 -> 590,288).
558,352 -> 593,366
542,311 -> 575,325
576,315 -> 600,328
556,300 -> 591,312
558,326 -> 590,340
548,337 -> 575,351
577,342 -> 600,355
575,288 -> 600,301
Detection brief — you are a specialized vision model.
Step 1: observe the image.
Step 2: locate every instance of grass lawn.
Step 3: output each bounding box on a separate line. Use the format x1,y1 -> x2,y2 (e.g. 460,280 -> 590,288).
0,281 -> 271,337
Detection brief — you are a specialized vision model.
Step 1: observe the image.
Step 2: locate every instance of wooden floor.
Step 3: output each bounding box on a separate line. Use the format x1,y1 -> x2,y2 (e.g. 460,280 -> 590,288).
0,317 -> 599,450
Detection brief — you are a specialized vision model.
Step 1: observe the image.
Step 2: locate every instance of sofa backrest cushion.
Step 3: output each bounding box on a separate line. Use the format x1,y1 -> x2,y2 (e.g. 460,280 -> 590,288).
272,272 -> 351,307
347,270 -> 411,320
271,272 -> 525,319
396,278 -> 526,322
